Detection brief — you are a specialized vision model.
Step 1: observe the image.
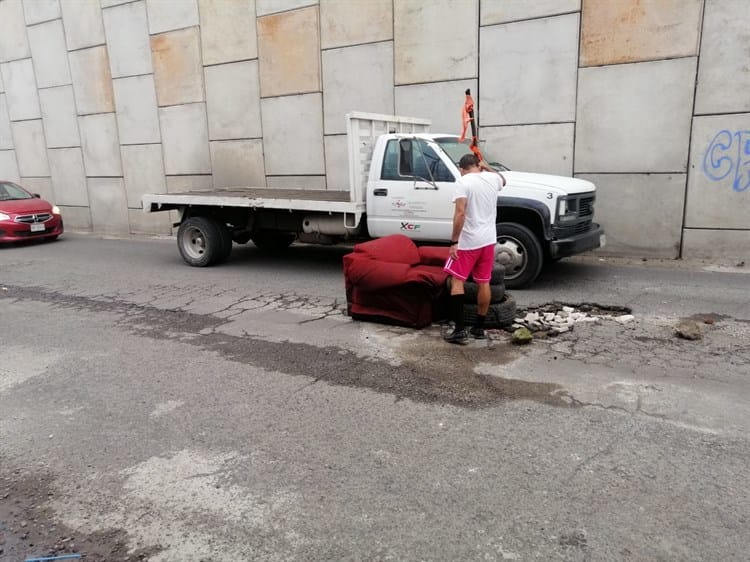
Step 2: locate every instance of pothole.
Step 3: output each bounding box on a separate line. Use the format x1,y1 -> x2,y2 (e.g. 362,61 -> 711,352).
508,302 -> 634,336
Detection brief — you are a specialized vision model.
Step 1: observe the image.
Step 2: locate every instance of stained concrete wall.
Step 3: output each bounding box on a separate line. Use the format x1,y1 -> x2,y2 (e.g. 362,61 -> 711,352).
0,0 -> 747,261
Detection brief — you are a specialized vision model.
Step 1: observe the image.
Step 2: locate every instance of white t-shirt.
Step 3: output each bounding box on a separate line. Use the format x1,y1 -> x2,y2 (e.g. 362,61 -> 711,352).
452,171 -> 503,250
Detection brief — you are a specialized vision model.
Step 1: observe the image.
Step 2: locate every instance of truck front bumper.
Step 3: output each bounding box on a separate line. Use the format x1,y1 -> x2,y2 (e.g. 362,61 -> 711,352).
549,223 -> 605,258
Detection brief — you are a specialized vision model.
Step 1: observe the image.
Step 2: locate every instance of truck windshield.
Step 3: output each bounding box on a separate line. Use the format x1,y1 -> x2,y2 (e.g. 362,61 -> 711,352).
434,137 -> 510,171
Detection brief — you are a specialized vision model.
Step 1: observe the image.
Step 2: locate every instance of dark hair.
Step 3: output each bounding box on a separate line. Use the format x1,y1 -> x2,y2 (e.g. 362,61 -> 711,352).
458,153 -> 480,169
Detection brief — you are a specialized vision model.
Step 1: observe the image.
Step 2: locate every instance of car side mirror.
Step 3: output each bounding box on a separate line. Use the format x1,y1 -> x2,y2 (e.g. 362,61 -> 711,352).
398,139 -> 413,177
33,193 -> 41,198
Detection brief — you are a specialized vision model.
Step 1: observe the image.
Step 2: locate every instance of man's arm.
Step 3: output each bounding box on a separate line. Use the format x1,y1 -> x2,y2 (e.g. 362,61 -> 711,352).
449,197 -> 466,259
479,159 -> 506,187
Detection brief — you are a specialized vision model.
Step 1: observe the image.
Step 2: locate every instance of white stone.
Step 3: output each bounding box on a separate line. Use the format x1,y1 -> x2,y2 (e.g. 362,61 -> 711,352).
103,0 -> 152,78
0,0 -> 31,61
23,0 -> 61,25
11,120 -> 49,176
524,312 -> 539,323
1,59 -> 41,121
61,0 -> 106,50
394,79 -> 476,136
146,0 -> 199,34
562,306 -> 574,313
204,61 -> 262,141
39,86 -> 80,148
480,13 -> 579,126
87,177 -> 130,234
27,19 -> 70,88
121,144 -> 166,208
48,147 -> 89,206
79,113 -> 122,176
159,103 -> 211,174
614,315 -> 635,324
113,75 -> 161,145
261,94 -> 324,175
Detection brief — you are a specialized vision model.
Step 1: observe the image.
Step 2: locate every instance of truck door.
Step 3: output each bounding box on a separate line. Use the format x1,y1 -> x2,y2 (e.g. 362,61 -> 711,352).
367,138 -> 456,240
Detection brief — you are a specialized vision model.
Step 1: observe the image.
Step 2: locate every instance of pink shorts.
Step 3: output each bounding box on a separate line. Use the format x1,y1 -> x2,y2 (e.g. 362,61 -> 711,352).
443,244 -> 495,283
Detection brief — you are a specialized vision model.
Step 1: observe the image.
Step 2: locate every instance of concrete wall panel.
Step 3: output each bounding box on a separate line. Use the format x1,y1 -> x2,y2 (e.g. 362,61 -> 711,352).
103,1 -> 152,79
685,113 -> 750,229
59,205 -> 93,230
481,0 -> 579,25
122,144 -> 166,208
11,120 -> 49,176
581,0 -> 702,67
159,103 -> 211,174
394,79 -> 476,136
266,175 -> 326,189
320,0 -> 392,49
151,28 -> 204,106
20,176 -> 54,202
101,0 -> 132,6
23,0 -> 61,25
0,150 -> 21,182
1,59 -> 41,120
48,147 -> 89,206
146,0 -> 199,34
210,139 -> 265,188
257,6 -> 321,97
575,58 -> 697,173
682,229 -> 750,260
322,42 -> 393,134
199,0 -> 257,65
79,113 -> 122,176
578,173 -> 686,258
205,60 -> 262,140
481,123 -> 574,176
261,94 -> 324,175
166,174 -> 212,193
28,20 -> 71,88
695,0 -> 750,115
113,75 -> 160,145
60,0 -> 106,51
87,177 -> 130,234
128,208 -> 172,234
324,134 -> 347,191
0,95 -> 12,149
257,0 -> 317,16
394,0 -> 477,85
480,14 -> 578,125
39,85 -> 80,148
69,46 -> 115,115
0,0 -> 31,62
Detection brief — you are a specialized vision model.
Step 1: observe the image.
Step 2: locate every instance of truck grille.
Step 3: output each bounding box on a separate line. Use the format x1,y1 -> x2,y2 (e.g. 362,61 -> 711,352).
14,213 -> 51,224
553,192 -> 595,238
578,196 -> 594,218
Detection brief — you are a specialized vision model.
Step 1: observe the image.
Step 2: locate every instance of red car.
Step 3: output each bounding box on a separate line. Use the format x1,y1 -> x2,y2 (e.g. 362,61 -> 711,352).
0,181 -> 64,243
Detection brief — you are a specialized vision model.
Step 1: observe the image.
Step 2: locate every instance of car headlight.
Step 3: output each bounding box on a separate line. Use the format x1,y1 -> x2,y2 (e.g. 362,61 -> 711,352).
0,212 -> 10,221
52,206 -> 61,215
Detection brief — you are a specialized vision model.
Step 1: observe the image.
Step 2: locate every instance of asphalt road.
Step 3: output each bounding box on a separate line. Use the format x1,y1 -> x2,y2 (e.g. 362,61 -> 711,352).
1,234 -> 749,561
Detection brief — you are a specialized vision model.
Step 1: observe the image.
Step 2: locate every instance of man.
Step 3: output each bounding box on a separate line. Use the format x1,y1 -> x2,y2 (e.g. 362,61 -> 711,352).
443,153 -> 506,344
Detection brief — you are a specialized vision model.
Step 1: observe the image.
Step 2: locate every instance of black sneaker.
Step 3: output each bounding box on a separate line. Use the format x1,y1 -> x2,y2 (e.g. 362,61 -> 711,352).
469,327 -> 486,339
444,328 -> 469,345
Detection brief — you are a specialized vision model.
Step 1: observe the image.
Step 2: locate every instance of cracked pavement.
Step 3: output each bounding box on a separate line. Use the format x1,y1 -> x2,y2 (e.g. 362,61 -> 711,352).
1,234 -> 749,561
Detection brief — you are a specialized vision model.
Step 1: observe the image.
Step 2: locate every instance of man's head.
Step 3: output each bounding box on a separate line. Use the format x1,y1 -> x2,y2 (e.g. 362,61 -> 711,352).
458,153 -> 480,175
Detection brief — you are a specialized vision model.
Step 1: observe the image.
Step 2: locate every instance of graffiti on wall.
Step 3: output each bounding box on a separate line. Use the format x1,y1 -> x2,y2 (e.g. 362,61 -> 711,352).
703,130 -> 750,192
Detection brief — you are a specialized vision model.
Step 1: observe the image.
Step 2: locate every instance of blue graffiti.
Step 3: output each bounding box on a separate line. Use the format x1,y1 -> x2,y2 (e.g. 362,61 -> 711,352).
703,129 -> 750,192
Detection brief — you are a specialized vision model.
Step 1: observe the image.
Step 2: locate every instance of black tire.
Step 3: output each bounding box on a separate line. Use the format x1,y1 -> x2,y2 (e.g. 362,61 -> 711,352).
495,222 -> 543,289
463,294 -> 517,328
447,277 -> 505,303
469,264 -> 505,285
251,231 -> 296,252
177,216 -> 225,267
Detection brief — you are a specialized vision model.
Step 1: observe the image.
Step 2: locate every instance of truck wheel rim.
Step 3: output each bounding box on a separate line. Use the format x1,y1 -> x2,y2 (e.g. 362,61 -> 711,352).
495,238 -> 525,280
181,226 -> 207,259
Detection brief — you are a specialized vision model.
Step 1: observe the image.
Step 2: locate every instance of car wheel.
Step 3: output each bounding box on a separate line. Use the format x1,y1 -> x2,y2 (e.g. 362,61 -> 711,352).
177,216 -> 225,267
463,294 -> 517,328
495,223 -> 543,289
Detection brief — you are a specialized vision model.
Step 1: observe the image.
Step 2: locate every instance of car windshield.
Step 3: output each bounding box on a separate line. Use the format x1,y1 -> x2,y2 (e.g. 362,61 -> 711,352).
434,137 -> 510,171
0,182 -> 34,201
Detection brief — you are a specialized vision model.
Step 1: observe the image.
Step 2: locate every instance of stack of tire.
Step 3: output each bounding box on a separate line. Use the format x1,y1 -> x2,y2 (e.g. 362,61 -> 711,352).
447,265 -> 517,328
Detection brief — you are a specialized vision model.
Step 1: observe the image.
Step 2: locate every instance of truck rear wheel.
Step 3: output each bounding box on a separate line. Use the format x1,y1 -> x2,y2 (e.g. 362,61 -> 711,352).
495,222 -> 543,289
251,231 -> 296,252
177,216 -> 226,267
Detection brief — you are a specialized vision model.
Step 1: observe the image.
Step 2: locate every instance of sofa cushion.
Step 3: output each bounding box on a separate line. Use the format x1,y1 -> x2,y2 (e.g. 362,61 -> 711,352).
352,234 -> 421,266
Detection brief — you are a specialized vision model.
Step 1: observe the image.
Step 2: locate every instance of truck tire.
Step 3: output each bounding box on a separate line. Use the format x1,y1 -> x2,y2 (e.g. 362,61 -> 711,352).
469,264 -> 505,285
251,231 -> 296,252
463,294 -> 517,328
495,222 -> 543,290
447,277 -> 505,303
177,216 -> 225,267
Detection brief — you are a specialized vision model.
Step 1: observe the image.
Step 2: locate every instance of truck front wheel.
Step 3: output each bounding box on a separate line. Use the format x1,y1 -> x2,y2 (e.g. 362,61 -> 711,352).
495,222 -> 543,289
177,216 -> 227,267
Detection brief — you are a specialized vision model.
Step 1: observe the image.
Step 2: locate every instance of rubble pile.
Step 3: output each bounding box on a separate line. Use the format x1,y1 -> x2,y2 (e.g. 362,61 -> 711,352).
509,302 -> 634,336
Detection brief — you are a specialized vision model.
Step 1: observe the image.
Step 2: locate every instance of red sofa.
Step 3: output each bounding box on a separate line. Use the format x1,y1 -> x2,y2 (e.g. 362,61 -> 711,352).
343,235 -> 451,328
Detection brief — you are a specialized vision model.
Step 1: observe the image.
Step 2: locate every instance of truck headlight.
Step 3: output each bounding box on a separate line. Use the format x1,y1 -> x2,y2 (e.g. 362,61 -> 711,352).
557,198 -> 577,223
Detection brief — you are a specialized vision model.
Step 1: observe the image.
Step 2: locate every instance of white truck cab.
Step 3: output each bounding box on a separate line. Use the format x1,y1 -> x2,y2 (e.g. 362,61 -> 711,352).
142,112 -> 604,288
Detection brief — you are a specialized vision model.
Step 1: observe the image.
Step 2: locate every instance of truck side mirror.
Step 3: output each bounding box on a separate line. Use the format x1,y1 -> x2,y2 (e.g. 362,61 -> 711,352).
398,139 -> 413,177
